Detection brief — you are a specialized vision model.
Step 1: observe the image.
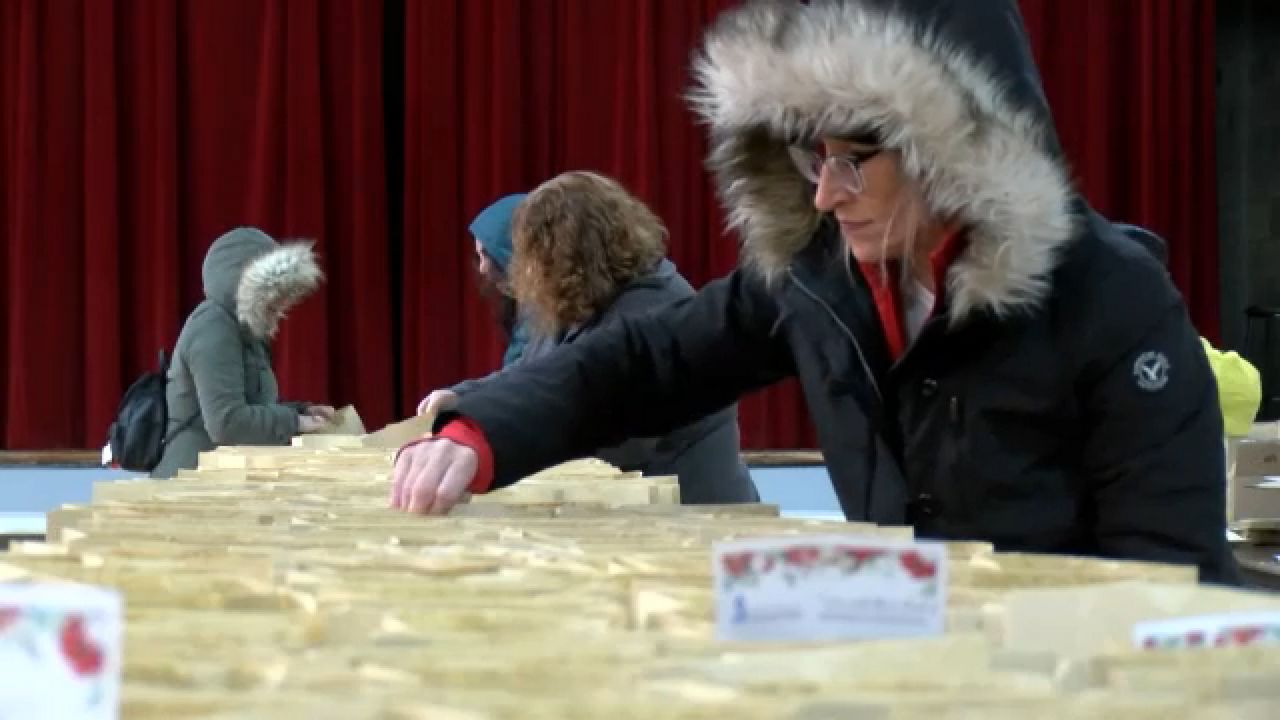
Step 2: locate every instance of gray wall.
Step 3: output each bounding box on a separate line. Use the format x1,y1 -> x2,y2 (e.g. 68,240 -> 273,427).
1218,0 -> 1280,417
1217,0 -> 1280,346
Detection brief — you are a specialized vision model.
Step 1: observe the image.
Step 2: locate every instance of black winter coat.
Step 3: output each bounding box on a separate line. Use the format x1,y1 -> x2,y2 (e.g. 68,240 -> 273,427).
451,259 -> 758,505
445,0 -> 1236,582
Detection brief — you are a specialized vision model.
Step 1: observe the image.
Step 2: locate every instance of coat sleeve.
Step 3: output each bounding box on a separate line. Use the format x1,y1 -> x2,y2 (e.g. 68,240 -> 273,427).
448,370 -> 500,398
447,269 -> 795,489
1077,299 -> 1236,583
185,312 -> 300,446
448,328 -> 548,397
594,436 -> 662,472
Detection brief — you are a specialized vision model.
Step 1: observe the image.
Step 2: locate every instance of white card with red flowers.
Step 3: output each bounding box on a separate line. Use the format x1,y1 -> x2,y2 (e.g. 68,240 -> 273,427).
1133,610 -> 1280,651
0,583 -> 122,719
712,535 -> 947,643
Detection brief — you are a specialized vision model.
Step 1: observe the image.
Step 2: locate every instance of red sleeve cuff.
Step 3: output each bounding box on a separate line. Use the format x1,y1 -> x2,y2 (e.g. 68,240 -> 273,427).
435,417 -> 495,494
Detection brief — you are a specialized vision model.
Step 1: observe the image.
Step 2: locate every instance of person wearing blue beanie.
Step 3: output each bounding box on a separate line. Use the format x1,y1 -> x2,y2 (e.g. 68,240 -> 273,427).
469,194 -> 523,273
415,194 -> 532,417
467,193 -> 530,368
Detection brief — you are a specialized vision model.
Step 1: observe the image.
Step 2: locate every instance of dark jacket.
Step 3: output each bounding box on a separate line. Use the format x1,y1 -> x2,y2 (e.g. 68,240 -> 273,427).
452,259 -> 758,504
151,228 -> 322,478
444,0 -> 1234,582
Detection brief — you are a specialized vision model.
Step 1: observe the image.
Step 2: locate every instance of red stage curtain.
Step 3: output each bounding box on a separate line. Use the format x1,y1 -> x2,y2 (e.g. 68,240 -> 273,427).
1,0 -> 393,449
399,0 -> 1220,449
1021,0 -> 1220,342
1,0 -> 1219,450
399,0 -> 816,450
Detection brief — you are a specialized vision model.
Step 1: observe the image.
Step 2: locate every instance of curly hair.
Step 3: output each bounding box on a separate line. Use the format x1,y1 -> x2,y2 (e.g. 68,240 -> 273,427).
510,171 -> 668,333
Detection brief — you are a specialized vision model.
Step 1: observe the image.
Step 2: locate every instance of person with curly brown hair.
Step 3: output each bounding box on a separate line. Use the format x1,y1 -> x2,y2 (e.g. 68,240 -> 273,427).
413,171 -> 758,505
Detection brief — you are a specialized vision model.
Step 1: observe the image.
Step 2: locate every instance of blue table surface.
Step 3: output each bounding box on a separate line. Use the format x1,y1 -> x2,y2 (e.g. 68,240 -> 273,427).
0,464 -> 844,533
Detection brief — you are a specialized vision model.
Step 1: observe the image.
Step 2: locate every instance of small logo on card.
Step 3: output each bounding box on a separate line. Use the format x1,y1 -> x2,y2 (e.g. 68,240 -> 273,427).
1134,610 -> 1280,651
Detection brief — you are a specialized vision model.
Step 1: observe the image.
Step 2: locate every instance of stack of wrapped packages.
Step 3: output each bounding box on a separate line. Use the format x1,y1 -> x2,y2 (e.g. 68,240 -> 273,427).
1,415 -> 1278,719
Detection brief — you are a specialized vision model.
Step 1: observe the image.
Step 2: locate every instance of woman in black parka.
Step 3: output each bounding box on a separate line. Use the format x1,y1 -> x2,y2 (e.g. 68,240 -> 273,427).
391,0 -> 1236,583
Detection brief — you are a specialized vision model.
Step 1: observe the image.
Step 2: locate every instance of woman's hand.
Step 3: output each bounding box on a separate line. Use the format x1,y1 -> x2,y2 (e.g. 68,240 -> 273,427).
390,438 -> 477,515
416,390 -> 458,419
306,405 -> 337,421
298,414 -> 326,434
297,405 -> 336,434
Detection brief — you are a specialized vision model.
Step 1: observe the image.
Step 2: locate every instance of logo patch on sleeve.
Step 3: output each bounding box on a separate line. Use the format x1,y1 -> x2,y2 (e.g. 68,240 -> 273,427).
1133,351 -> 1171,392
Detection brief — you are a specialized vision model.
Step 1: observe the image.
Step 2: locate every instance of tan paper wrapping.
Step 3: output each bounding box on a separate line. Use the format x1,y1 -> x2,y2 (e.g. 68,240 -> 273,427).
998,581 -> 1280,659
6,441 -> 1278,718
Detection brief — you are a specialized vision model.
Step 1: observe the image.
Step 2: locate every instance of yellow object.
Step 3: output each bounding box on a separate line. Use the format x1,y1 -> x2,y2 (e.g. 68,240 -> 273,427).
1201,337 -> 1262,437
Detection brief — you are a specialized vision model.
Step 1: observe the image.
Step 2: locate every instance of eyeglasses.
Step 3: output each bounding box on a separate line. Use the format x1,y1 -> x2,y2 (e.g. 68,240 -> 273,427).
787,145 -> 881,194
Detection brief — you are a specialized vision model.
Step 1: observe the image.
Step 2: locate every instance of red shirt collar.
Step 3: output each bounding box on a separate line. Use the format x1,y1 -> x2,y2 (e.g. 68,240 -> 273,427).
857,227 -> 968,361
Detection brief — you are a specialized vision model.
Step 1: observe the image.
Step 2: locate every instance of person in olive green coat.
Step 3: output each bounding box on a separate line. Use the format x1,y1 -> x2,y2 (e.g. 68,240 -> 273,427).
151,227 -> 331,478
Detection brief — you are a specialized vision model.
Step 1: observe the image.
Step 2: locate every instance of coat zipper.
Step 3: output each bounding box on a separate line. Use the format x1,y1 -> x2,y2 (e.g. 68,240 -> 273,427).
787,267 -> 884,405
890,313 -> 948,376
788,266 -> 885,522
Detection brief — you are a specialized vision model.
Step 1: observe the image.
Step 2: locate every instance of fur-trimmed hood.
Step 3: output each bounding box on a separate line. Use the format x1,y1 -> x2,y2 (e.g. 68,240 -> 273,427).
201,227 -> 323,338
690,0 -> 1078,320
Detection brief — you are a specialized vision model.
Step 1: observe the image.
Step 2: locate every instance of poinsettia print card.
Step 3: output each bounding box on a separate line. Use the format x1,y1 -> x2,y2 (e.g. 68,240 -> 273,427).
0,583 -> 123,719
1133,610 -> 1280,651
712,535 -> 948,643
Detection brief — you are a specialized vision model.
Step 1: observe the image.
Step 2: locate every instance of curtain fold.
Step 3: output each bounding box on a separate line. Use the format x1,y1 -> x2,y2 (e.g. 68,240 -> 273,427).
1,0 -> 392,448
1020,0 -> 1220,340
398,0 -> 1220,449
0,0 -> 1219,449
399,0 -> 818,450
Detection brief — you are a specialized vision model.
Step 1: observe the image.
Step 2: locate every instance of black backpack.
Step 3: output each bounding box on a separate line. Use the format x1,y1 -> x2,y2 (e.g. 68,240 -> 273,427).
106,350 -> 198,472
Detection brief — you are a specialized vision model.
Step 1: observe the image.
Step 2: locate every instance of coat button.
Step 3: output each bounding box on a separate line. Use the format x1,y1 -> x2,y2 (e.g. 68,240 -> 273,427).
920,378 -> 939,398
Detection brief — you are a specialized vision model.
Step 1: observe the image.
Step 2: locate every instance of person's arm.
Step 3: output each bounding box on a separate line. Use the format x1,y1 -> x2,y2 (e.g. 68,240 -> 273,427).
1078,300 -> 1236,583
446,372 -> 497,398
442,269 -> 795,490
594,436 -> 662,472
283,401 -> 308,413
433,333 -> 538,406
186,313 -> 300,445
441,323 -> 544,399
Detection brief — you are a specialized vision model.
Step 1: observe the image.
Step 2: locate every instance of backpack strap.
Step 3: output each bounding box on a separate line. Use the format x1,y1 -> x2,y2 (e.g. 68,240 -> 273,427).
157,344 -> 195,445
162,411 -> 202,445
160,302 -> 251,446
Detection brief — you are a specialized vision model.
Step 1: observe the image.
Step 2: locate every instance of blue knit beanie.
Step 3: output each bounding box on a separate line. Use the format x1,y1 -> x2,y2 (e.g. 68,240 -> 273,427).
468,194 -> 526,272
